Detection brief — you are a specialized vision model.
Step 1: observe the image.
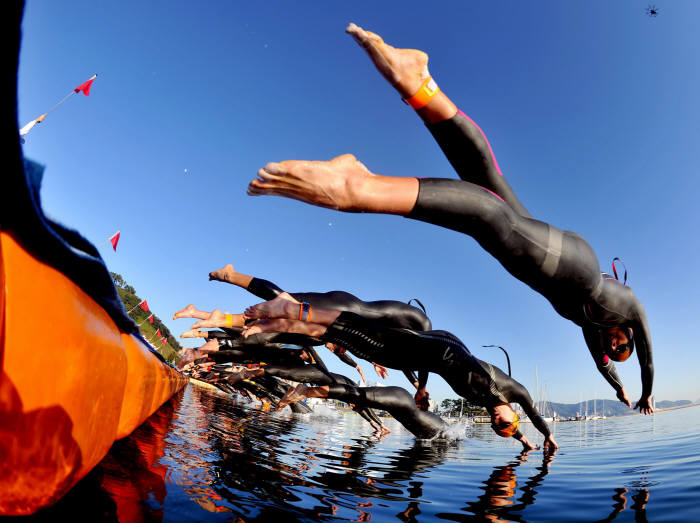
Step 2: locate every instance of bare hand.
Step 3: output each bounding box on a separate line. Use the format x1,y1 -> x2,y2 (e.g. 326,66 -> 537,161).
635,396 -> 654,415
414,388 -> 430,411
616,387 -> 632,408
520,437 -> 539,451
543,435 -> 559,452
373,363 -> 388,379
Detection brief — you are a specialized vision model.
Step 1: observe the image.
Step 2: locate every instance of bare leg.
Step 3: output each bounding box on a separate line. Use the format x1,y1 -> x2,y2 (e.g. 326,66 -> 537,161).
244,292 -> 300,319
173,304 -> 210,320
242,318 -> 327,339
180,329 -> 209,339
345,23 -> 456,124
277,383 -> 323,411
226,367 -> 265,385
189,309 -> 245,329
248,154 -> 419,215
198,338 -> 220,354
244,295 -> 342,327
348,24 -> 529,215
209,264 -> 254,288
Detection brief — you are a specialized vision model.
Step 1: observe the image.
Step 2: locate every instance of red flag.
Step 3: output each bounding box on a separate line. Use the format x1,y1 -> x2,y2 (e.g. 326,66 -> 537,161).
74,74 -> 97,96
160,337 -> 167,345
148,314 -> 154,324
156,329 -> 161,338
140,300 -> 149,312
109,230 -> 120,251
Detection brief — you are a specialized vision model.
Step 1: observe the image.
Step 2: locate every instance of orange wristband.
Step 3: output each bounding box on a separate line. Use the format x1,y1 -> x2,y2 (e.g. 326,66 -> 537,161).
224,314 -> 233,327
403,77 -> 440,110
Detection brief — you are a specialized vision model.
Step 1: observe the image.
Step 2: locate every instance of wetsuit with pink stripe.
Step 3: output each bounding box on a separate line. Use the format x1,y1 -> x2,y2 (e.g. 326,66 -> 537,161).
406,111 -> 653,399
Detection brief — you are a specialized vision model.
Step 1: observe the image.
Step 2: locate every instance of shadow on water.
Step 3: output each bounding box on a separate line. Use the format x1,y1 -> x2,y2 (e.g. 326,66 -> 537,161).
8,386 -> 700,521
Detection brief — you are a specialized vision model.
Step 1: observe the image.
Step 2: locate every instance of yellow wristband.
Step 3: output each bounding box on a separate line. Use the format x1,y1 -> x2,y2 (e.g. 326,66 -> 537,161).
224,314 -> 233,327
403,77 -> 440,110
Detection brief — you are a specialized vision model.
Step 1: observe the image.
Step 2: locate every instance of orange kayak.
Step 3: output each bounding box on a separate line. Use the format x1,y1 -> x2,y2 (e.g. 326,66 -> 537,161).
0,5 -> 187,515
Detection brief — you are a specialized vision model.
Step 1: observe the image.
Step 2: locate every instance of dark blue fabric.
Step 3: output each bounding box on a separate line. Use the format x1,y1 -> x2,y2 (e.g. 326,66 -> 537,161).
2,3 -> 163,361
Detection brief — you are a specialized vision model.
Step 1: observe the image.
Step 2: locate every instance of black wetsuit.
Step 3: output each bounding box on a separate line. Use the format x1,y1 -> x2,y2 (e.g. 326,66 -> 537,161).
259,365 -> 384,429
324,384 -> 447,439
247,277 -> 432,330
406,111 -> 653,398
320,311 -> 551,438
245,277 -> 431,387
204,333 -> 382,425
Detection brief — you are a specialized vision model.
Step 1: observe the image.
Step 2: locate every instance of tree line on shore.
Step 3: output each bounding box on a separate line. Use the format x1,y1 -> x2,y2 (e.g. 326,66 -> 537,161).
110,272 -> 181,363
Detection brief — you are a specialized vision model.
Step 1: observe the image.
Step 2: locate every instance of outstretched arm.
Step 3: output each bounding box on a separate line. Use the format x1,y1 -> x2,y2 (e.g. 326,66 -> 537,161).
504,377 -> 558,451
414,371 -> 430,411
582,326 -> 630,407
632,308 -> 654,414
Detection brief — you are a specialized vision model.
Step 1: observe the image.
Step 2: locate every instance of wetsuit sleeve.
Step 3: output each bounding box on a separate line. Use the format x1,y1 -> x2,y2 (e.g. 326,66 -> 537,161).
246,277 -> 285,301
303,346 -> 338,384
631,308 -> 654,399
403,370 -> 419,386
508,382 -> 551,438
582,326 -> 625,393
417,370 -> 429,390
334,350 -> 359,368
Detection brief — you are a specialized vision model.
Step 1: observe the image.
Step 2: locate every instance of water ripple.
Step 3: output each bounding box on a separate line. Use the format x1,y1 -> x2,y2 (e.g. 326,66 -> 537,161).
19,385 -> 700,522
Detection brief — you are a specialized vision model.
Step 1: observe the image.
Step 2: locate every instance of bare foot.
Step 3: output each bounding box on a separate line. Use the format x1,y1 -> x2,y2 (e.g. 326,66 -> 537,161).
190,309 -> 244,329
346,23 -> 429,98
208,263 -> 253,288
277,384 -> 309,411
180,329 -> 207,339
380,425 -> 391,437
248,154 -> 374,212
244,292 -> 300,320
173,304 -> 209,320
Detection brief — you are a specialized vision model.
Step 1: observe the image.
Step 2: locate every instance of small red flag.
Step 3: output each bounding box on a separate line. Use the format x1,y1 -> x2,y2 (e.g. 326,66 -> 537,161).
148,314 -> 154,324
74,74 -> 97,96
156,329 -> 161,338
140,300 -> 149,312
109,230 -> 120,251
160,337 -> 167,345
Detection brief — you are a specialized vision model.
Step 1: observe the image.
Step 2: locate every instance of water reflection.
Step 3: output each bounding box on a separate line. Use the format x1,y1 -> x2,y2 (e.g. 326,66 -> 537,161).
596,488 -> 650,522
435,450 -> 554,522
10,386 -> 700,521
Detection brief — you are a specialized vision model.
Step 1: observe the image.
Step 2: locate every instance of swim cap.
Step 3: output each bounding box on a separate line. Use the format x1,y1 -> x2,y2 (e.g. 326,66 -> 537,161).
492,412 -> 519,438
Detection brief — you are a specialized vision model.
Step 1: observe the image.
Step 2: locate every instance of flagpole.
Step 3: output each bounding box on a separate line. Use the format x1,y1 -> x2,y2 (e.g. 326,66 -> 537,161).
136,314 -> 153,327
126,300 -> 146,314
19,74 -> 97,138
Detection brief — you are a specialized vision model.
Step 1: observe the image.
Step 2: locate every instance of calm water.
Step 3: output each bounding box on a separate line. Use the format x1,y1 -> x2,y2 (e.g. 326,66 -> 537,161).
17,383 -> 700,522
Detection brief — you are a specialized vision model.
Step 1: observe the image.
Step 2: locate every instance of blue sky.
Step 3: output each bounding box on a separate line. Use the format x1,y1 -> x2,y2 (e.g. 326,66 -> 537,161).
17,1 -> 700,404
